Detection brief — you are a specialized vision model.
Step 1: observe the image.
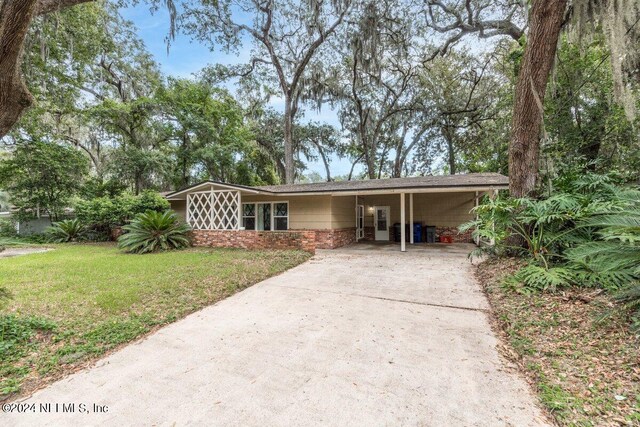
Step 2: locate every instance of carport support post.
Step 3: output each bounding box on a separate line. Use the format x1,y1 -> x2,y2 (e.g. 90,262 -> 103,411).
400,193 -> 406,252
409,193 -> 414,244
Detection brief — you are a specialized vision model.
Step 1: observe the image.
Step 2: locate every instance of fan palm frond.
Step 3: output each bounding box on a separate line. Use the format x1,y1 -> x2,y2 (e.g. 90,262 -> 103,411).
118,210 -> 191,254
46,219 -> 87,243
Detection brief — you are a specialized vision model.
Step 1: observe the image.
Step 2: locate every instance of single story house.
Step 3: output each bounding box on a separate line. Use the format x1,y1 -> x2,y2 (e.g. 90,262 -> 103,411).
165,172 -> 509,253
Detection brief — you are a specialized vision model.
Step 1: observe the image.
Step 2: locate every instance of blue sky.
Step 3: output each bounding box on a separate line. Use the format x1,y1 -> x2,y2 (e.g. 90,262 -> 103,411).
120,4 -> 353,178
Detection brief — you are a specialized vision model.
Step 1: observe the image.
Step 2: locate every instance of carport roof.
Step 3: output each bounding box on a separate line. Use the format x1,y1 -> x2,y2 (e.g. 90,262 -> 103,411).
165,173 -> 508,199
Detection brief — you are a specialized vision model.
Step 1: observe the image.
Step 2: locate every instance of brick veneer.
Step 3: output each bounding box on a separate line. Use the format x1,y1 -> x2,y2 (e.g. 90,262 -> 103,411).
191,226 -> 472,253
192,230 -> 317,254
435,226 -> 473,243
315,228 -> 357,249
363,226 -> 376,241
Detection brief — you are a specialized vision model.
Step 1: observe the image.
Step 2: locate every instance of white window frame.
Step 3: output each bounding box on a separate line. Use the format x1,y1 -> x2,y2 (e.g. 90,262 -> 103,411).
241,201 -> 289,231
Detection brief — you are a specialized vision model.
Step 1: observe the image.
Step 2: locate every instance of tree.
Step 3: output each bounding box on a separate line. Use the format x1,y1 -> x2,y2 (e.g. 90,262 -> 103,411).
158,78 -> 265,187
250,109 -> 340,183
329,0 -> 420,179
0,141 -> 89,221
18,2 -> 123,180
416,50 -> 504,175
425,0 -> 640,196
0,0 -> 95,138
181,0 -> 352,184
8,2 -> 169,194
83,14 -> 171,194
509,0 -> 567,197
296,122 -> 342,182
544,35 -> 639,176
187,95 -> 267,185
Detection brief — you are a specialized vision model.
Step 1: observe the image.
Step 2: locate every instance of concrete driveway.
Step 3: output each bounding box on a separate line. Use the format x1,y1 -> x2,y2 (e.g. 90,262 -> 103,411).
2,243 -> 549,426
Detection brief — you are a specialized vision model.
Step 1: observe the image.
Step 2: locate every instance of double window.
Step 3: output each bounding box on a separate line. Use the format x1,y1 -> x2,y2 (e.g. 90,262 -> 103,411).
242,202 -> 288,231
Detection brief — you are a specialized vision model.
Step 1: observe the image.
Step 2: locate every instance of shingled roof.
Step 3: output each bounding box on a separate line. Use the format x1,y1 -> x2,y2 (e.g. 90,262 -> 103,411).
255,173 -> 508,194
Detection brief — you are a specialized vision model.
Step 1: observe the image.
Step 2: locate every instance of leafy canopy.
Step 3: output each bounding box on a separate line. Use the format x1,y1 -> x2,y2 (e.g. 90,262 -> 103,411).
0,141 -> 89,222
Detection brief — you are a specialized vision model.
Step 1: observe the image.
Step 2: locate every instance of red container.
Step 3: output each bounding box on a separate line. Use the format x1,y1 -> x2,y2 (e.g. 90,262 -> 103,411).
440,235 -> 453,244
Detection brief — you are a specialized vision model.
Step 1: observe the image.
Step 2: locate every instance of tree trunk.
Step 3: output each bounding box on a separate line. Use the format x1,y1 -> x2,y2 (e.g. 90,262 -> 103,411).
319,151 -> 332,182
447,141 -> 456,175
509,0 -> 568,197
442,125 -> 456,175
0,0 -> 39,137
181,132 -> 189,187
348,154 -> 363,180
364,138 -> 377,180
283,99 -> 295,184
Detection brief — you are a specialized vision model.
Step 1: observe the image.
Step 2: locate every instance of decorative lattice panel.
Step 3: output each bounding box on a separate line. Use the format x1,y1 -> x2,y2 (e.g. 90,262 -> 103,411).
187,190 -> 239,230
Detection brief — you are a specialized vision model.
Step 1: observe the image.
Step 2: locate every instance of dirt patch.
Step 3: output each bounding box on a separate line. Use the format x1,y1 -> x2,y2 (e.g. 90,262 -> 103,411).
476,257 -> 640,426
0,247 -> 51,258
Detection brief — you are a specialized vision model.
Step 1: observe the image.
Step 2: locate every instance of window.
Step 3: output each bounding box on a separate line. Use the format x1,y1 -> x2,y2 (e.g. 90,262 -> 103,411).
242,203 -> 256,230
274,203 -> 288,230
241,202 -> 288,231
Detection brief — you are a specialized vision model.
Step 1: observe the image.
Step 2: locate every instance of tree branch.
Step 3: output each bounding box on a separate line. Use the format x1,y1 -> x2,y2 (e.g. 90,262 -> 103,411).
36,0 -> 94,15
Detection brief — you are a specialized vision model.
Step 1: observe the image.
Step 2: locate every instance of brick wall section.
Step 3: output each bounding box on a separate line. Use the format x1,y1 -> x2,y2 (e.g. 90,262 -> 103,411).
315,228 -> 357,249
192,230 -> 317,254
436,226 -> 473,243
363,226 -> 375,241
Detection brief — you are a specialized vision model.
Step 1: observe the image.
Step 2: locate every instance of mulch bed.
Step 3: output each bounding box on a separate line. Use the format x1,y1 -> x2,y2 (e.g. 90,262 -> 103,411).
476,257 -> 640,426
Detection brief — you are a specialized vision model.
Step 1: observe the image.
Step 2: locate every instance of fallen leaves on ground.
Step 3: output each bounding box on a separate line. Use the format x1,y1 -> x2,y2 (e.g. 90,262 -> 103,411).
477,257 -> 640,427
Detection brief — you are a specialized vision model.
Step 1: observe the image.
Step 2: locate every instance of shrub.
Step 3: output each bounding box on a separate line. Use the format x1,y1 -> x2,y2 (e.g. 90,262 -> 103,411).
464,172 -> 638,295
117,210 -> 191,254
75,191 -> 170,238
46,219 -> 87,243
0,218 -> 17,238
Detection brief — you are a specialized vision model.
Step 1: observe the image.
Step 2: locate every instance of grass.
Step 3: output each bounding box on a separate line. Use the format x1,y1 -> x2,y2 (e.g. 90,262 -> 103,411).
477,258 -> 640,426
0,243 -> 310,399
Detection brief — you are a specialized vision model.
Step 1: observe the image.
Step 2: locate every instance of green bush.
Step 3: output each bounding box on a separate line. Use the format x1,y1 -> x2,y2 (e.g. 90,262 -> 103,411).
46,219 -> 87,243
464,172 -> 639,328
0,218 -> 17,238
75,191 -> 170,237
118,210 -> 191,254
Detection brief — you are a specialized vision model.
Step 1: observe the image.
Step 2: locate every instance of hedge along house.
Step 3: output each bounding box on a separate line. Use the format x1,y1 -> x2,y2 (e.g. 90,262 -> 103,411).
164,173 -> 509,254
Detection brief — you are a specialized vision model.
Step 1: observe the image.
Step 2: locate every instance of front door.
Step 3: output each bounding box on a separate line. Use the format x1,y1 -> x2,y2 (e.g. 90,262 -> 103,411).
374,206 -> 390,241
356,205 -> 364,240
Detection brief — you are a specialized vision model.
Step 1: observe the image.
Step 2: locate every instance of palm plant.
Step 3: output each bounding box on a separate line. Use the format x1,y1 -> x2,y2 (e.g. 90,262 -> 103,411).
46,219 -> 87,243
118,210 -> 191,254
565,189 -> 640,327
463,173 -> 636,292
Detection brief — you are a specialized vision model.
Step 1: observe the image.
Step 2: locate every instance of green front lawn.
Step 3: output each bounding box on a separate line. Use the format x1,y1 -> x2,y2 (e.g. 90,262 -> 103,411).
0,244 -> 310,399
